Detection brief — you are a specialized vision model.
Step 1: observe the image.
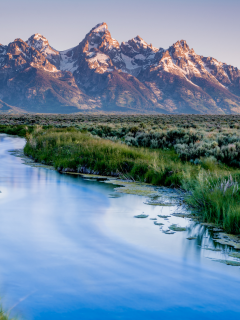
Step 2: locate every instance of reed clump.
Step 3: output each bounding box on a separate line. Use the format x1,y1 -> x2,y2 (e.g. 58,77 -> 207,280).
182,171 -> 240,234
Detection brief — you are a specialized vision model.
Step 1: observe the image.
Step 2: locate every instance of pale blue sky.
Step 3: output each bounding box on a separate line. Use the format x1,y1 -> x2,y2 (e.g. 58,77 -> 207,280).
1,0 -> 239,68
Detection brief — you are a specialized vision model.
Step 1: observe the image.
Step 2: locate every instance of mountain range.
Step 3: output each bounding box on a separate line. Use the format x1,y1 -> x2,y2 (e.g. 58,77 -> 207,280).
1,22 -> 240,114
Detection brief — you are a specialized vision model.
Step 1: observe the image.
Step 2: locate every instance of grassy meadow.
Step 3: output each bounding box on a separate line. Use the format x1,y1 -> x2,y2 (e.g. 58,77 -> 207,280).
1,114 -> 240,234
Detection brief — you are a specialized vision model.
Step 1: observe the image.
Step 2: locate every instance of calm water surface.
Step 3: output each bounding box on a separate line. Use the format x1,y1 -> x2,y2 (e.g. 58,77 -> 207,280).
0,134 -> 240,320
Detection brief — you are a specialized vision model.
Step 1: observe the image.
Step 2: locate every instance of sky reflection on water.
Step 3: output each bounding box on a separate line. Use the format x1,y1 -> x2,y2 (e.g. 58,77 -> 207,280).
0,134 -> 240,320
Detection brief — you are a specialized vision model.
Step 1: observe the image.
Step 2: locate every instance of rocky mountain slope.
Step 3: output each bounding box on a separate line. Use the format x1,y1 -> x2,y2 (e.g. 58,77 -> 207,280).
0,22 -> 240,114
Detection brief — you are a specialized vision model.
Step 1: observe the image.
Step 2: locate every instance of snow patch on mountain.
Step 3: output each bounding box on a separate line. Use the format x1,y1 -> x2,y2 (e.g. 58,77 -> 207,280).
184,76 -> 200,87
184,59 -> 201,75
59,49 -> 78,73
134,54 -> 146,60
161,57 -> 179,72
88,52 -> 109,64
87,52 -> 112,73
116,37 -> 159,75
204,64 -> 212,73
121,53 -> 135,70
43,66 -> 58,72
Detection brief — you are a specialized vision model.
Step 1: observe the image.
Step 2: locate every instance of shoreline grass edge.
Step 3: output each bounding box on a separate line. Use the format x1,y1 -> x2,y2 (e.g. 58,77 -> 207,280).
20,126 -> 240,235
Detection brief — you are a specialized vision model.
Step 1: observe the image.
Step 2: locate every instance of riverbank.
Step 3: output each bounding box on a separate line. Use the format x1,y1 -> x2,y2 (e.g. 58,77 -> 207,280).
6,136 -> 240,254
21,126 -> 240,235
1,122 -> 240,234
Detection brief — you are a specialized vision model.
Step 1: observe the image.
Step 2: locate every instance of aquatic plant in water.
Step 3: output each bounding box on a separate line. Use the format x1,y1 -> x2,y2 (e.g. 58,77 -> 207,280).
169,224 -> 187,232
215,260 -> 240,266
134,214 -> 149,218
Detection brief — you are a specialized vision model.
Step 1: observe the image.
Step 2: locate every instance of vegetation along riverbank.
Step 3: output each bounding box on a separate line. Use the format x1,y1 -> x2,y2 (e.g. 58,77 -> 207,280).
0,304 -> 14,320
1,114 -> 240,234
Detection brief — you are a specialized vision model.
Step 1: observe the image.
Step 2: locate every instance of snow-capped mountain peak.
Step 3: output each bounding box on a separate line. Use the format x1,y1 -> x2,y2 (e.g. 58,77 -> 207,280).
72,22 -> 120,74
121,36 -> 159,56
91,22 -> 108,34
30,33 -> 47,42
113,36 -> 159,76
26,33 -> 59,60
85,22 -> 120,52
1,22 -> 240,115
27,34 -> 53,53
128,36 -> 158,52
26,33 -> 61,68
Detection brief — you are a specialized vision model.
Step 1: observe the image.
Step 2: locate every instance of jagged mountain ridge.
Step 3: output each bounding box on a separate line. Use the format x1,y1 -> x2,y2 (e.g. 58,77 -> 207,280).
0,22 -> 240,114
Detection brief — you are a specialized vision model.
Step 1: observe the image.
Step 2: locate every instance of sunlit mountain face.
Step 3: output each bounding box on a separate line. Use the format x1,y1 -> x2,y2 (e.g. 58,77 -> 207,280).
1,22 -> 240,114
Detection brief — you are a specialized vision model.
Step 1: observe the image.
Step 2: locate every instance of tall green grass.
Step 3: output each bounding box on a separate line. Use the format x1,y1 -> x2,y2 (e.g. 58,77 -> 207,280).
0,125 -> 34,137
182,171 -> 240,234
24,127 -> 240,234
0,305 -> 15,320
24,127 -> 194,186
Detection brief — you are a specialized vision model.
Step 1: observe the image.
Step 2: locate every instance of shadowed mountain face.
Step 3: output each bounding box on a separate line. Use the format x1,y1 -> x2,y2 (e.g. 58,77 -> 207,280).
1,22 -> 240,114
0,99 -> 24,114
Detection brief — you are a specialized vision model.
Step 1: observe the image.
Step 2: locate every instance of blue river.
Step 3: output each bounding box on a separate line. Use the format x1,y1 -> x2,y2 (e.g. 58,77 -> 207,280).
0,134 -> 240,320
